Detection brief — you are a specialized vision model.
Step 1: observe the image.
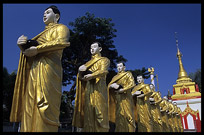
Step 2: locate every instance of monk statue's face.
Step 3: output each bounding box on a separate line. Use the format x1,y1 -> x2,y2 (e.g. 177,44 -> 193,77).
137,76 -> 144,84
117,63 -> 125,73
163,96 -> 168,100
43,8 -> 59,25
90,43 -> 102,55
149,84 -> 155,91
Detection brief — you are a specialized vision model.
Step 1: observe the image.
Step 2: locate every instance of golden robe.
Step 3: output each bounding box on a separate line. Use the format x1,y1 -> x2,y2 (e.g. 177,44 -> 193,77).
108,71 -> 136,132
149,91 -> 163,132
10,23 -> 70,132
72,53 -> 110,132
131,83 -> 153,132
172,105 -> 179,132
159,99 -> 170,132
167,102 -> 175,132
171,104 -> 178,132
177,107 -> 183,132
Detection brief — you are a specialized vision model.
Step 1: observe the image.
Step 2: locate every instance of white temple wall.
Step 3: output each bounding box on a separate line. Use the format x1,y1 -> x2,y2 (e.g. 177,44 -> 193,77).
173,98 -> 201,119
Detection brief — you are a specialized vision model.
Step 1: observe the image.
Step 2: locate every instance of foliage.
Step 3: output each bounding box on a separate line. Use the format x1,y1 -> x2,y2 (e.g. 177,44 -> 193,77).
3,13 -> 150,125
3,67 -> 16,122
189,69 -> 201,92
130,67 -> 150,84
61,12 -> 127,86
59,91 -> 74,125
60,12 -> 150,124
60,12 -> 128,122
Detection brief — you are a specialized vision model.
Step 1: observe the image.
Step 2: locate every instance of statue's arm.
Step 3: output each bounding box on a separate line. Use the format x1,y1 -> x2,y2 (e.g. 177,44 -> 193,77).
122,72 -> 135,91
168,105 -> 174,114
143,91 -> 153,97
160,101 -> 168,112
91,58 -> 110,78
150,92 -> 156,98
143,86 -> 153,97
37,25 -> 70,53
155,98 -> 162,105
154,94 -> 162,104
138,91 -> 152,98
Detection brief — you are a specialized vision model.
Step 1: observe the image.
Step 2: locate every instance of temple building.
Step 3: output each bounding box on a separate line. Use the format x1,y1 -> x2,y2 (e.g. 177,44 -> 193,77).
171,42 -> 201,132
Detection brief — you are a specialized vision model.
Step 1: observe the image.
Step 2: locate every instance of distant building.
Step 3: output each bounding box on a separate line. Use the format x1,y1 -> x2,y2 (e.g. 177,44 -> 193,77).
167,89 -> 172,100
171,44 -> 201,132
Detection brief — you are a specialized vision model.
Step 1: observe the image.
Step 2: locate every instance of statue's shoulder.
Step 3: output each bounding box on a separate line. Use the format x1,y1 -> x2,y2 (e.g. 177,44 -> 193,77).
133,83 -> 145,91
125,71 -> 133,77
101,56 -> 110,63
57,23 -> 68,27
144,84 -> 150,88
56,23 -> 69,30
126,71 -> 131,74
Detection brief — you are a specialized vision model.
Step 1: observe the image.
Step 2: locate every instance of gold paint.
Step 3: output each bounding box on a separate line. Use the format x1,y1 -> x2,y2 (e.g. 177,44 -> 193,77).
172,105 -> 179,132
72,53 -> 110,132
159,99 -> 170,132
10,23 -> 70,132
177,107 -> 184,132
172,46 -> 201,100
166,102 -> 175,132
149,91 -> 163,132
108,71 -> 135,132
132,83 -> 153,132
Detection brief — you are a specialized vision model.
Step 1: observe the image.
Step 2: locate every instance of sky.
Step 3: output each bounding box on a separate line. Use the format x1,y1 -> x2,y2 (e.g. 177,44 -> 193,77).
3,4 -> 201,97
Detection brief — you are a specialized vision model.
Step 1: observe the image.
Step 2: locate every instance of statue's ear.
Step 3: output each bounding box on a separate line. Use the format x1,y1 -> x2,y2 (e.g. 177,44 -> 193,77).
98,47 -> 102,52
123,66 -> 126,71
55,14 -> 60,22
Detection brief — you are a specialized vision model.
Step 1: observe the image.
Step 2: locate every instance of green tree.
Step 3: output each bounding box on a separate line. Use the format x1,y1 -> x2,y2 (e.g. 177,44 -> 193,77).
3,67 -> 17,122
60,12 -> 150,125
61,12 -> 127,103
189,69 -> 201,92
130,67 -> 150,84
62,12 -> 126,86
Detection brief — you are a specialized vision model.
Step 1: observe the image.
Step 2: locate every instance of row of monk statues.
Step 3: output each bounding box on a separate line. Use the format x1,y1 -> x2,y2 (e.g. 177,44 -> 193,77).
9,5 -> 183,132
72,42 -> 184,132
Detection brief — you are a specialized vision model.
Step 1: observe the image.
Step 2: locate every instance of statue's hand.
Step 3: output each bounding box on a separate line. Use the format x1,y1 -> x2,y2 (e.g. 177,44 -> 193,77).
160,109 -> 165,112
83,74 -> 92,80
117,88 -> 125,94
150,101 -> 155,105
23,46 -> 38,57
149,97 -> 155,102
17,35 -> 28,50
79,65 -> 87,71
17,35 -> 27,45
132,90 -> 141,96
137,94 -> 144,98
110,83 -> 119,89
136,91 -> 142,95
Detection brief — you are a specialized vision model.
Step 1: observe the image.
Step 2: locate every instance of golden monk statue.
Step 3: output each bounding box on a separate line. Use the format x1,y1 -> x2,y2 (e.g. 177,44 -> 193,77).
72,42 -> 110,132
167,99 -> 175,132
149,84 -> 163,132
108,62 -> 136,132
177,107 -> 184,132
131,75 -> 153,132
172,102 -> 179,132
159,96 -> 170,132
10,5 -> 70,132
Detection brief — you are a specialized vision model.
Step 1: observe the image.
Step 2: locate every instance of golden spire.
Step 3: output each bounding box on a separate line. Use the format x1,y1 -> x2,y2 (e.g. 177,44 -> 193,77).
156,74 -> 159,92
175,32 -> 188,80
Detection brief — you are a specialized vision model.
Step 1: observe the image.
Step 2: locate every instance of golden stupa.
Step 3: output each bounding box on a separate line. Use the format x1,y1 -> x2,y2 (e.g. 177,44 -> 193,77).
171,36 -> 201,100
